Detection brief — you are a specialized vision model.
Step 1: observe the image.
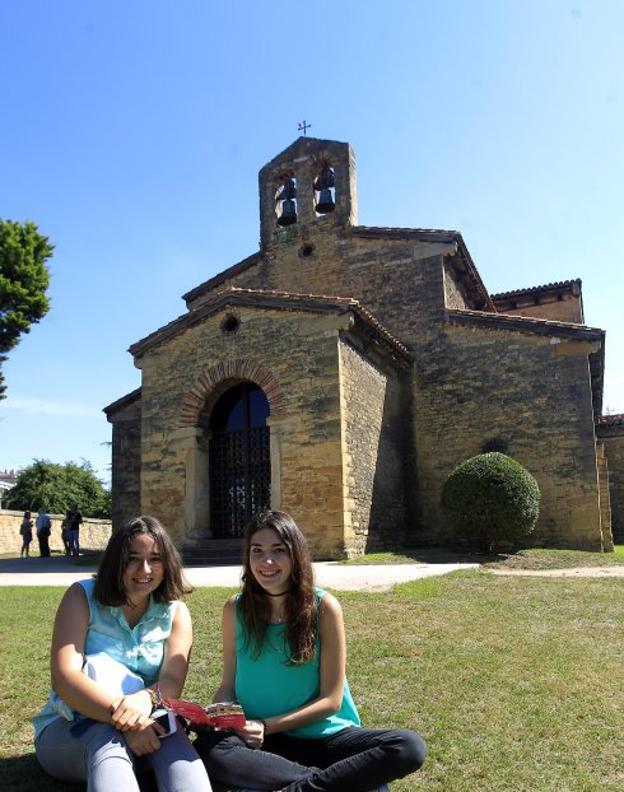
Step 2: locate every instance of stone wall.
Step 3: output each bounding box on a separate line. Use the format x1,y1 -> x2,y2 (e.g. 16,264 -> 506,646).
443,258 -> 470,310
497,297 -> 583,324
599,427 -> 624,543
411,322 -> 603,549
596,442 -> 614,550
338,338 -> 407,555
109,397 -> 142,529
189,230 -> 452,348
0,509 -> 111,555
136,306 -> 350,557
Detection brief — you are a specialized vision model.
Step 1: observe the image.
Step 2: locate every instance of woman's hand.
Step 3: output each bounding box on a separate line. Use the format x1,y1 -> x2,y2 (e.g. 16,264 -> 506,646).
233,719 -> 265,748
124,720 -> 163,756
110,690 -> 152,731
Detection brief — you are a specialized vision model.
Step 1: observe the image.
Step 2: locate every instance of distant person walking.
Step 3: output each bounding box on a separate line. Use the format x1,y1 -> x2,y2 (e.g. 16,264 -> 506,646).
61,511 -> 71,556
20,510 -> 34,558
67,505 -> 83,557
36,507 -> 52,557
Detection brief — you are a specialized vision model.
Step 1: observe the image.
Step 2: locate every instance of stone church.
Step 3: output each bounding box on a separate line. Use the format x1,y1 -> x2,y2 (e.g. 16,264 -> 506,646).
105,137 -> 624,560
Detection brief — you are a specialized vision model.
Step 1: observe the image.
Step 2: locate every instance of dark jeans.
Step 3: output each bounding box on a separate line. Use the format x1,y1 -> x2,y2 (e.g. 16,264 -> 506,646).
195,726 -> 426,792
37,534 -> 50,557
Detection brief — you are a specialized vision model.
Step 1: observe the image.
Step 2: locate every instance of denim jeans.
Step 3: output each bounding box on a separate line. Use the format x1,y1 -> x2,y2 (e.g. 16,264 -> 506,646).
36,717 -> 213,792
196,725 -> 426,792
69,528 -> 80,556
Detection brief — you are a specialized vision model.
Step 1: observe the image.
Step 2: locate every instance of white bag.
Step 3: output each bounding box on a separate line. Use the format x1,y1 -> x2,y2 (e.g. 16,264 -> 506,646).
82,652 -> 145,696
50,652 -> 145,721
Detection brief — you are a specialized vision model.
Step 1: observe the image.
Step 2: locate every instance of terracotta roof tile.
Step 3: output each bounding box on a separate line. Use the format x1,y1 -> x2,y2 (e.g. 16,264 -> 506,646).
446,307 -> 603,341
491,279 -> 582,300
130,287 -> 411,363
596,413 -> 624,437
351,226 -> 459,243
596,413 -> 624,426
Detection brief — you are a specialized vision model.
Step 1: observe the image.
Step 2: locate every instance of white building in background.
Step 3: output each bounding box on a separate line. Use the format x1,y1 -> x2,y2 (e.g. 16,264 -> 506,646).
0,469 -> 18,497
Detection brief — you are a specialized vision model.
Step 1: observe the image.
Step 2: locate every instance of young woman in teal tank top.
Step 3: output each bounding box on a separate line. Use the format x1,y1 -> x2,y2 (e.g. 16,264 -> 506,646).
196,510 -> 426,791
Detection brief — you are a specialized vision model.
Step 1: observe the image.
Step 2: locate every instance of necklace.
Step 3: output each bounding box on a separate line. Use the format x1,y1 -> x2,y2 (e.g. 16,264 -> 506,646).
265,589 -> 290,597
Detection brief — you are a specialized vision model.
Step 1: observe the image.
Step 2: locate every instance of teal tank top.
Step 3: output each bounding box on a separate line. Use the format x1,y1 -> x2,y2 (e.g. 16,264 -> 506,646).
33,578 -> 175,739
234,588 -> 360,738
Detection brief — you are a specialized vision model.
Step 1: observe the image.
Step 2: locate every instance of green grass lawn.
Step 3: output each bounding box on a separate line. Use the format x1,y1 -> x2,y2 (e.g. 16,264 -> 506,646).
338,547 -> 482,565
341,545 -> 624,570
2,573 -> 623,790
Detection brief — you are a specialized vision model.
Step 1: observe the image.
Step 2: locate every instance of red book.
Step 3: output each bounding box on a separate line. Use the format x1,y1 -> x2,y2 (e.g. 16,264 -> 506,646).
161,698 -> 246,729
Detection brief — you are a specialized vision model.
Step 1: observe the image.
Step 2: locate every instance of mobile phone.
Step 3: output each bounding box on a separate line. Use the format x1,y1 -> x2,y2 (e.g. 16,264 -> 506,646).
151,708 -> 178,738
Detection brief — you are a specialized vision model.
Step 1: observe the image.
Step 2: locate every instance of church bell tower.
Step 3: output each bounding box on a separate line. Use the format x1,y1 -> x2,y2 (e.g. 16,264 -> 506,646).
258,137 -> 358,249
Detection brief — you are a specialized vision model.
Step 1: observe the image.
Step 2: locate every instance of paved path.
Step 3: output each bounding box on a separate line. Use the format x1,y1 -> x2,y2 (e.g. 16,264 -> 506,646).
489,565 -> 624,578
0,556 -> 479,591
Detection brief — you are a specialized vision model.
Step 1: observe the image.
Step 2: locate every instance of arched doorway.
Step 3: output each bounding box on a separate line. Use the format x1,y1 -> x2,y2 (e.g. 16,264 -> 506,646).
206,382 -> 271,538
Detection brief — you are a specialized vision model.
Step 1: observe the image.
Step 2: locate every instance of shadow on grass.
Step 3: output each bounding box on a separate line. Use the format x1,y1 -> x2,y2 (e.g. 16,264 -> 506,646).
0,753 -> 162,792
397,545 -> 624,570
0,754 -> 79,791
73,549 -> 103,567
398,545 -> 496,564
0,551 -> 100,574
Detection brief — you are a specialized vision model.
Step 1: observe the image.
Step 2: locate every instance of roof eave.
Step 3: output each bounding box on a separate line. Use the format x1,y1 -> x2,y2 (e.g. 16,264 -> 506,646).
446,307 -> 605,343
181,251 -> 261,307
130,288 -> 411,362
103,387 -> 142,418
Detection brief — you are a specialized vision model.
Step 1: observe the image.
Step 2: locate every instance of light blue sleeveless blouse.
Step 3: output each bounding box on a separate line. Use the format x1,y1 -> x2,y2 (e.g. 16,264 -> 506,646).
234,588 -> 361,738
33,578 -> 175,739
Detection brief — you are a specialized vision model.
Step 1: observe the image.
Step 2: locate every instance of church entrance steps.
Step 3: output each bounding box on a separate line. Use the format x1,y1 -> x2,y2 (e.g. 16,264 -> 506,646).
181,538 -> 244,566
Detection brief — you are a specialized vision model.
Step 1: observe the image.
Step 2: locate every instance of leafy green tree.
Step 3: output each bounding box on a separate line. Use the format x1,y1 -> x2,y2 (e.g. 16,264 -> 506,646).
3,459 -> 111,518
0,219 -> 54,399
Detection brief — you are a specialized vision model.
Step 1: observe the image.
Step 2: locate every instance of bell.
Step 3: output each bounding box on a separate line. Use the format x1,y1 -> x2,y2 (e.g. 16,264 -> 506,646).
316,188 -> 335,214
281,178 -> 297,199
277,198 -> 297,226
314,167 -> 335,190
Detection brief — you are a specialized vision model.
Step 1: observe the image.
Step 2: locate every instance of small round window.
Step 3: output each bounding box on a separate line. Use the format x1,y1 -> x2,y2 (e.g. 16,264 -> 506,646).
220,314 -> 240,335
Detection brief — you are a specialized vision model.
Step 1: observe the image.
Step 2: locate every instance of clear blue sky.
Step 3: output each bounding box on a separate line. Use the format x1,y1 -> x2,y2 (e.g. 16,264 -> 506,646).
1,0 -> 623,484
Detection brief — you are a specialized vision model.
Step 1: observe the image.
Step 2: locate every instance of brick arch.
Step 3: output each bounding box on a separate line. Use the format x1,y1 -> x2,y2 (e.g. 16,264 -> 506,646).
179,359 -> 284,427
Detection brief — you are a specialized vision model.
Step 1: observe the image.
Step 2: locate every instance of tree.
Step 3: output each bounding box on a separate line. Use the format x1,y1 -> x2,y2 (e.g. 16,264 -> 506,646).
441,452 -> 540,553
3,459 -> 111,518
0,219 -> 54,399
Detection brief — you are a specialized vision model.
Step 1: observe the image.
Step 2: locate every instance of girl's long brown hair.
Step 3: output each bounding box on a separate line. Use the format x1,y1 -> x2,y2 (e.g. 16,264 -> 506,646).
240,510 -> 317,664
94,515 -> 192,606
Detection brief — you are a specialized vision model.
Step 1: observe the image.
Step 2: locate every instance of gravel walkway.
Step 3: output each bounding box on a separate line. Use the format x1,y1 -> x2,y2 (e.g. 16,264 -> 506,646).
0,555 -> 479,591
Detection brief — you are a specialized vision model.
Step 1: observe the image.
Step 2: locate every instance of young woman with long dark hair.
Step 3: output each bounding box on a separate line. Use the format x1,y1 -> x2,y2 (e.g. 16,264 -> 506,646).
196,510 -> 426,791
33,515 -> 212,792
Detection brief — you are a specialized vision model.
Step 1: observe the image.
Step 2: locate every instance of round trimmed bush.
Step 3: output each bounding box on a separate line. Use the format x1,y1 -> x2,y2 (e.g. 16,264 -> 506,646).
441,452 -> 540,553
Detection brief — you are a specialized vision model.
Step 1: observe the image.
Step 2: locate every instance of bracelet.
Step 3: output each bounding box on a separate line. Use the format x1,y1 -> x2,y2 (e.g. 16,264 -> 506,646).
147,686 -> 161,710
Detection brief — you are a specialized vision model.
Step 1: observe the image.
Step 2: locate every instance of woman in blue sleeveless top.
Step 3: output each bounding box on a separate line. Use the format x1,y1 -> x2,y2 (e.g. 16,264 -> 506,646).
196,510 -> 426,791
33,515 -> 212,792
